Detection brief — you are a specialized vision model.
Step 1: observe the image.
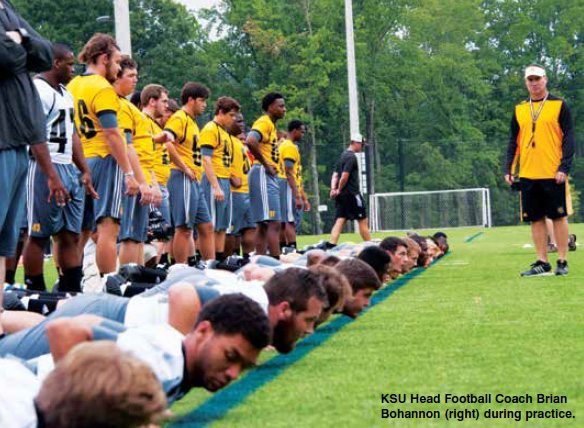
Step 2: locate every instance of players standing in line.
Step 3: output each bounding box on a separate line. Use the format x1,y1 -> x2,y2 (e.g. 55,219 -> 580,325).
164,82 -> 215,264
141,84 -> 172,264
23,44 -> 96,293
113,56 -> 155,265
225,113 -> 255,258
68,34 -> 139,276
200,97 -> 240,262
246,93 -> 286,258
277,120 -> 305,251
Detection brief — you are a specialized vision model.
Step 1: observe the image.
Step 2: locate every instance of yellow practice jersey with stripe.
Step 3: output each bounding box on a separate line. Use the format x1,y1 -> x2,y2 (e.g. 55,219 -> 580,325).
506,94 -> 575,179
230,137 -> 251,193
277,139 -> 300,180
118,98 -> 154,185
164,110 -> 202,181
251,115 -> 279,168
199,121 -> 234,179
145,115 -> 171,186
67,73 -> 121,158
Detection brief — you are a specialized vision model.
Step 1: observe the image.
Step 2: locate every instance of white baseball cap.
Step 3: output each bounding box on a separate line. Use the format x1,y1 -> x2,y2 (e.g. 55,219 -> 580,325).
525,65 -> 546,79
351,133 -> 364,144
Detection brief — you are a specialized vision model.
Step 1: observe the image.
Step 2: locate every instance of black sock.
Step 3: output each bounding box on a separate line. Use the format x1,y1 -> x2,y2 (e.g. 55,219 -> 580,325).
59,266 -> 83,293
24,274 -> 46,291
195,250 -> 202,262
279,242 -> 286,251
242,252 -> 250,260
159,253 -> 169,265
5,269 -> 16,285
187,256 -> 198,266
270,254 -> 280,260
169,257 -> 176,266
215,252 -> 226,262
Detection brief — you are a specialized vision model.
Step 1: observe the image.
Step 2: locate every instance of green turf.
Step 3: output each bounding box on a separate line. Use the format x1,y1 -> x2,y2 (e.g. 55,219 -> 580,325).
167,226 -> 584,427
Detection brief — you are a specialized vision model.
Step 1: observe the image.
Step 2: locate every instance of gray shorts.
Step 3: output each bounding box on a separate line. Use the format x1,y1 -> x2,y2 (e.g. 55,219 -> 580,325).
249,164 -> 281,223
278,177 -> 296,224
86,155 -> 124,225
201,175 -> 231,231
167,169 -> 211,229
228,192 -> 254,236
119,193 -> 149,242
0,293 -> 128,360
0,147 -> 28,257
27,161 -> 84,238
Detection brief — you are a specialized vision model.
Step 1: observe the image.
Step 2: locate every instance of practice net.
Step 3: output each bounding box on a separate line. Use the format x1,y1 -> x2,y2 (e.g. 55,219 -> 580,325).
369,188 -> 491,232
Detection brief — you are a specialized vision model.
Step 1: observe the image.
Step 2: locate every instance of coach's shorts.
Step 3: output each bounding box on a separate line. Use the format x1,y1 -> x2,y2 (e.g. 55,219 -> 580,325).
167,169 -> 211,229
278,177 -> 296,223
0,147 -> 28,257
249,165 -> 281,223
228,192 -> 254,236
335,192 -> 367,221
86,155 -> 123,225
0,293 -> 128,360
520,178 -> 568,222
119,193 -> 149,242
202,175 -> 231,231
27,161 -> 84,239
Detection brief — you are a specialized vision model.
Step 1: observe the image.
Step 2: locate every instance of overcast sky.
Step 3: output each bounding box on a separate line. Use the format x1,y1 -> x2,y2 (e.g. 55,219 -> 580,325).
174,0 -> 220,11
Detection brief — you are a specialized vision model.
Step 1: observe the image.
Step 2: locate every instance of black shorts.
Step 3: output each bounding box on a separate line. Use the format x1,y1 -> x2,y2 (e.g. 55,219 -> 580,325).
520,178 -> 567,222
335,192 -> 367,221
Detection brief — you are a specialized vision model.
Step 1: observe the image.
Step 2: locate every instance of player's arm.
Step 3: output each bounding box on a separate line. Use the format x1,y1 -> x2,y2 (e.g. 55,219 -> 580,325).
330,171 -> 339,198
300,186 -> 310,211
168,282 -> 201,335
337,172 -> 350,192
151,171 -> 162,207
164,116 -> 196,181
557,101 -> 575,183
245,128 -> 277,176
337,155 -> 355,193
284,159 -> 302,209
504,110 -> 520,185
228,144 -> 242,188
201,129 -> 224,201
29,143 -> 69,206
127,144 -> 153,205
72,131 -> 98,199
152,132 -> 169,144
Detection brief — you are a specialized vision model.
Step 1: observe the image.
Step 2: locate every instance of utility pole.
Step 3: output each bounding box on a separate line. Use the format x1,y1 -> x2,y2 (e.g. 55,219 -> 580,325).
114,0 -> 132,55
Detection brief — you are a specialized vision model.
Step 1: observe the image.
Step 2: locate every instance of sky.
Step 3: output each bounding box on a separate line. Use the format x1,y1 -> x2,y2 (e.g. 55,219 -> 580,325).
174,0 -> 220,11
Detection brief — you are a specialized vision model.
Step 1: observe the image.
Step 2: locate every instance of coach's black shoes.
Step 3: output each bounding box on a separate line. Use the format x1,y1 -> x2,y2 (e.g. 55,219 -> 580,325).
521,260 -> 552,277
555,260 -> 569,276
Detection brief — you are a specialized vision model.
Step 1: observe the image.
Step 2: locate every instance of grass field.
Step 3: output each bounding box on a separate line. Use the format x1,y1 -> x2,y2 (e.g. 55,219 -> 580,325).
162,225 -> 584,428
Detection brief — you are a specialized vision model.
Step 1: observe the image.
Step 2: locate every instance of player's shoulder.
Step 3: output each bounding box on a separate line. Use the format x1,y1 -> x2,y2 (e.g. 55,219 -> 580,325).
253,114 -> 273,129
201,120 -> 218,132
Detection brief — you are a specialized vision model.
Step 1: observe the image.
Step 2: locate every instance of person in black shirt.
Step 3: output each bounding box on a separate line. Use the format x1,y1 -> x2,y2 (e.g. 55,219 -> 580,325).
329,134 -> 371,244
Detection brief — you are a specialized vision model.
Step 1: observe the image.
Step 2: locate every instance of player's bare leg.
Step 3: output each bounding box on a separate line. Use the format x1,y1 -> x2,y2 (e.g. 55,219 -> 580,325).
330,218 -> 346,244
358,218 -> 372,242
95,218 -> 120,274
553,217 -> 569,261
195,222 -> 215,260
173,227 -> 193,264
531,219 -> 548,263
266,221 -> 281,257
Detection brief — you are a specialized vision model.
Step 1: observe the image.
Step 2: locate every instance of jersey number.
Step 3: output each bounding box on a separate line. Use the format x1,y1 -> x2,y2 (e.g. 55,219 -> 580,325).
242,148 -> 251,175
78,100 -> 97,139
49,108 -> 74,153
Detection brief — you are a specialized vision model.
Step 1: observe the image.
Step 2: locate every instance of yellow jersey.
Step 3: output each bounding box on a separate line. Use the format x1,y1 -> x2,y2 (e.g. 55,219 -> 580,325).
230,137 -> 251,193
296,163 -> 304,192
145,114 -> 171,186
277,139 -> 300,180
251,115 -> 278,168
67,73 -> 121,158
199,121 -> 234,179
118,97 -> 154,185
164,110 -> 202,181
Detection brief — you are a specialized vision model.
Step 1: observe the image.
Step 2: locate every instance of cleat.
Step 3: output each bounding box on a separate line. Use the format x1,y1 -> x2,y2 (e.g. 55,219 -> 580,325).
555,260 -> 569,276
520,260 -> 552,277
568,234 -> 577,252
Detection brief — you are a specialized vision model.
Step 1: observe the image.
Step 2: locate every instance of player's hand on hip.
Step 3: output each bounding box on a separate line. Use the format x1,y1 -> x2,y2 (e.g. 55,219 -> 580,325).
81,171 -> 99,200
555,171 -> 567,184
213,186 -> 225,202
6,31 -> 22,44
504,174 -> 514,185
265,164 -> 277,177
125,175 -> 140,196
139,183 -> 153,205
48,176 -> 70,207
185,168 -> 196,181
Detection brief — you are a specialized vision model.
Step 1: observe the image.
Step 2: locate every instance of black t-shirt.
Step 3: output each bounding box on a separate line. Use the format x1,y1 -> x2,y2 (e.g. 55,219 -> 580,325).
336,149 -> 360,195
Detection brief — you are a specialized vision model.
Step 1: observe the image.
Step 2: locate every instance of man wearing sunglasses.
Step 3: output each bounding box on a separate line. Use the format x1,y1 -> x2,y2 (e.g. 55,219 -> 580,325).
504,64 -> 575,276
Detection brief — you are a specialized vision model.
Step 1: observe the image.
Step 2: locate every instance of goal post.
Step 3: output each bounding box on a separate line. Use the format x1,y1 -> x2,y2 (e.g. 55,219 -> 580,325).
369,188 -> 492,233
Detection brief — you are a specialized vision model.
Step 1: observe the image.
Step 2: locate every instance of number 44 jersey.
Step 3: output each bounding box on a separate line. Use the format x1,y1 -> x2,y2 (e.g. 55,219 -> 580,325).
34,77 -> 76,164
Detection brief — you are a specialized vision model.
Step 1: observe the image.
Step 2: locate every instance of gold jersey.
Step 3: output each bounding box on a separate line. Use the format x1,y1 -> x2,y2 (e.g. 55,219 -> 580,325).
164,109 -> 202,181
251,115 -> 278,168
277,139 -> 300,180
145,115 -> 171,186
230,137 -> 251,193
199,121 -> 234,179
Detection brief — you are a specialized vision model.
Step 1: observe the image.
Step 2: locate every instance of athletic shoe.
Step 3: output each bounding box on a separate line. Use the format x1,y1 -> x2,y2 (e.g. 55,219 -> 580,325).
547,242 -> 558,253
568,234 -> 577,252
555,260 -> 569,276
102,273 -> 126,296
520,260 -> 552,277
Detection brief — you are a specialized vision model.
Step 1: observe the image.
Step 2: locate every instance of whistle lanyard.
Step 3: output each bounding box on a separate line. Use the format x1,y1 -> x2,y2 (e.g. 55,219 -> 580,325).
528,94 -> 548,148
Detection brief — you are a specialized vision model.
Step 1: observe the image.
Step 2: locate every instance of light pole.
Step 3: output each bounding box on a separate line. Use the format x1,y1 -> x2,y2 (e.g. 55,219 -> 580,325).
344,0 -> 359,137
114,0 -> 132,56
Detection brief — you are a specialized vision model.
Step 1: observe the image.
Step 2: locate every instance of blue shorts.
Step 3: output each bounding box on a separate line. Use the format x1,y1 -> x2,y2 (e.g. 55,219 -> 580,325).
27,161 -> 84,238
202,175 -> 231,232
0,147 -> 28,257
278,177 -> 296,224
0,293 -> 128,360
119,193 -> 149,242
249,165 -> 281,223
228,192 -> 254,235
167,170 -> 211,229
86,155 -> 124,225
